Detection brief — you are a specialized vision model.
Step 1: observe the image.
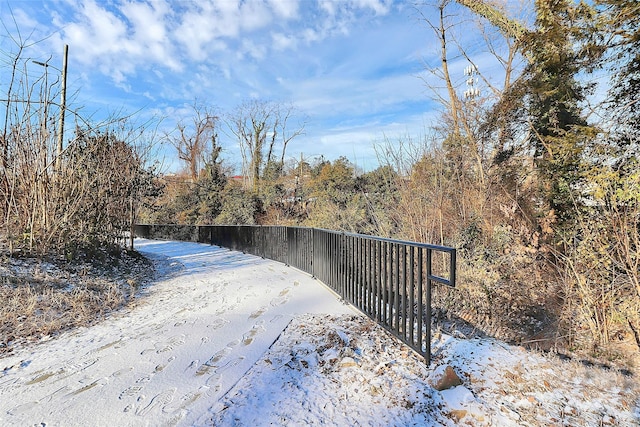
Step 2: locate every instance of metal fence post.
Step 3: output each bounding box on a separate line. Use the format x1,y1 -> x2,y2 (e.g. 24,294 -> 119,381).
426,248 -> 432,365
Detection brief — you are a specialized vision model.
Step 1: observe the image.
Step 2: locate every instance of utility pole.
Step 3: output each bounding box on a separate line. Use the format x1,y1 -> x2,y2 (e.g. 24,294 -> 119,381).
55,44 -> 68,173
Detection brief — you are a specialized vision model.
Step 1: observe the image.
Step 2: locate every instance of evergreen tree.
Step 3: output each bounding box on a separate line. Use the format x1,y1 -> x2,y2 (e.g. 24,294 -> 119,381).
196,146 -> 227,224
523,0 -> 596,228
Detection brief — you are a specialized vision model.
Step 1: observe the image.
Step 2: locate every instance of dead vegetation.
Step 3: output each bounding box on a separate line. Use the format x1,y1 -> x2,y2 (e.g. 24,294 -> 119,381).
0,33 -> 159,354
0,243 -> 154,354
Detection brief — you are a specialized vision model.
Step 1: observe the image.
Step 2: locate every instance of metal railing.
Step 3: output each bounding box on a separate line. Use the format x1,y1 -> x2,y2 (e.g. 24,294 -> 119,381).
133,224 -> 456,364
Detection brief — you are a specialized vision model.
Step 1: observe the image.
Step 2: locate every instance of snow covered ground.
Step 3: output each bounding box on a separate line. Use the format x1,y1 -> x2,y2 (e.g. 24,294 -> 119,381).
1,239 -> 638,426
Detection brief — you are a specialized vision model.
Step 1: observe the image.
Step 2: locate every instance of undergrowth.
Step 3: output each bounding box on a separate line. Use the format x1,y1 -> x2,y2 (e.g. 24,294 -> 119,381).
0,245 -> 154,354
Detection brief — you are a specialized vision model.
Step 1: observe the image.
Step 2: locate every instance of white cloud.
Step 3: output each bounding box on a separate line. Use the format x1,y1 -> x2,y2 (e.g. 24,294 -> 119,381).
120,1 -> 180,69
267,0 -> 299,19
288,70 -> 427,122
240,38 -> 266,61
318,0 -> 337,17
54,0 -> 184,82
237,1 -> 272,31
61,1 -> 135,82
170,1 -> 278,62
271,32 -> 297,51
122,1 -> 167,42
301,28 -> 320,43
24,0 -> 399,87
9,6 -> 40,32
353,0 -> 392,15
65,0 -> 126,54
174,3 -> 224,60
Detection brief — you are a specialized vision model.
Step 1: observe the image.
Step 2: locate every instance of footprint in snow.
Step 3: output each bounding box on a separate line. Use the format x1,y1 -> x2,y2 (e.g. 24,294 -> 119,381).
185,360 -> 199,372
173,319 -> 188,327
214,356 -> 245,374
93,339 -> 124,353
67,377 -> 108,396
166,409 -> 188,425
207,318 -> 228,330
26,370 -> 61,385
279,288 -> 291,296
111,367 -> 133,378
205,373 -> 222,387
249,306 -> 268,319
269,295 -> 289,306
154,356 -> 176,373
242,322 -> 266,346
30,357 -> 98,386
155,334 -> 186,353
196,347 -> 232,377
162,386 -> 209,413
65,358 -> 99,375
119,385 -> 144,400
44,385 -> 71,403
8,400 -> 40,415
136,388 -> 176,416
135,375 -> 152,384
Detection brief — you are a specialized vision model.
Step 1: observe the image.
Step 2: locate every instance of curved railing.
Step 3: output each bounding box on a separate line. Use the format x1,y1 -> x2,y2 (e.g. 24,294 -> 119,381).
133,224 -> 456,365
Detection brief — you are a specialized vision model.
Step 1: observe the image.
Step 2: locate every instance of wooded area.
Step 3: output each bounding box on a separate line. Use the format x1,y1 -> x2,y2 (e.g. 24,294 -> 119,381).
1,0 -> 638,364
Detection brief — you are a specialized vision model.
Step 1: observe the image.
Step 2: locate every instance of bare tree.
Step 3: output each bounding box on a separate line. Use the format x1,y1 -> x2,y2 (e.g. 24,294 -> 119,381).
227,100 -> 304,192
0,28 -> 59,251
168,102 -> 218,181
0,29 -> 159,254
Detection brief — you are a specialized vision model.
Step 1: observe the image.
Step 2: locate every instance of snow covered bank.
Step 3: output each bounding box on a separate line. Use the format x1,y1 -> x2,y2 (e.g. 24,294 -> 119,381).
205,314 -> 640,426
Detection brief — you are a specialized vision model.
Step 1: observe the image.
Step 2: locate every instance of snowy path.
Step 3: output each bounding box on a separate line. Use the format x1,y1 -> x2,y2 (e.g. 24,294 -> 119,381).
0,239 -> 358,426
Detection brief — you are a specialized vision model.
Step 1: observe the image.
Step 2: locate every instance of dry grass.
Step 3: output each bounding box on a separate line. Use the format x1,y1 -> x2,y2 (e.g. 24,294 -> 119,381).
0,247 -> 154,354
429,245 -> 640,374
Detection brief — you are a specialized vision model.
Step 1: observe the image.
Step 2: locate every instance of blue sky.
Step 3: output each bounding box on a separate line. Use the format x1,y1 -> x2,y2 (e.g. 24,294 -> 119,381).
1,0 -> 515,173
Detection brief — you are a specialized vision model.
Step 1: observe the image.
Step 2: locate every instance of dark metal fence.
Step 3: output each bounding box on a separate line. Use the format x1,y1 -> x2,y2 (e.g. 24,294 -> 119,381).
133,224 -> 456,364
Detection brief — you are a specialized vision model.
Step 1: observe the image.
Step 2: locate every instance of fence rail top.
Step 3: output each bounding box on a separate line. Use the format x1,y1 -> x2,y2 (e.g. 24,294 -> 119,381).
312,228 -> 456,253
136,224 -> 456,254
